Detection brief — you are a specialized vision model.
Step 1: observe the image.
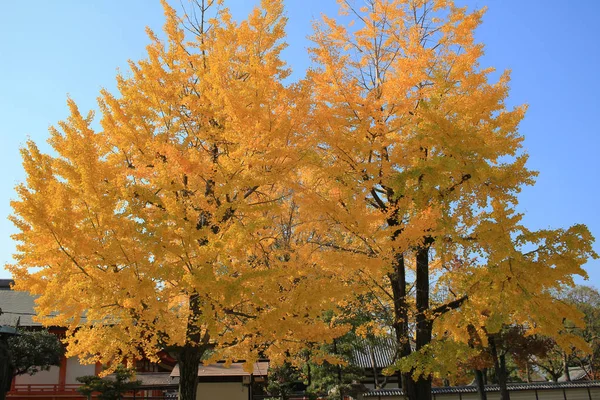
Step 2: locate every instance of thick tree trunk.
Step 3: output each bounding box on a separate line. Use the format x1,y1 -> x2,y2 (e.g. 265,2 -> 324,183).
388,252 -> 415,399
179,292 -> 208,400
178,345 -> 203,400
489,335 -> 510,400
475,369 -> 487,400
414,241 -> 433,400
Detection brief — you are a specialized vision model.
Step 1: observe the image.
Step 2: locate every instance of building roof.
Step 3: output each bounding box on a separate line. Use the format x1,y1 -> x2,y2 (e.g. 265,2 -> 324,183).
363,381 -> 600,397
170,362 -> 270,378
105,372 -> 175,386
558,366 -> 592,382
0,281 -> 41,327
351,336 -> 397,369
0,279 -> 83,327
0,279 -> 14,290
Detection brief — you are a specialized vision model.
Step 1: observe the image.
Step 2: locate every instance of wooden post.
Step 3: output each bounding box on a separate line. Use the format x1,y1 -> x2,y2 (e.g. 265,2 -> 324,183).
58,356 -> 67,391
95,362 -> 102,376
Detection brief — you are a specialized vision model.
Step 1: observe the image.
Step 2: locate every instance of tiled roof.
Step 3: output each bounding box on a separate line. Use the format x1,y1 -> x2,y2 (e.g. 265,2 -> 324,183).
363,381 -> 600,397
0,279 -> 86,327
351,336 -> 397,369
558,366 -> 591,382
0,285 -> 40,327
106,372 -> 176,386
0,279 -> 14,289
170,361 -> 270,378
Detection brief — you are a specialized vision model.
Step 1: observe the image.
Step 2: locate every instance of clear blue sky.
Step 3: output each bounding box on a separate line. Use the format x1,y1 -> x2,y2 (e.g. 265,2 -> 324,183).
0,1 -> 598,287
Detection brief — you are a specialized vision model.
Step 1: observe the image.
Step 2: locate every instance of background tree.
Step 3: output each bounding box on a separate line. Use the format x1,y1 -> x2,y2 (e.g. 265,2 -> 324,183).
529,285 -> 600,382
77,365 -> 141,400
303,336 -> 367,400
7,2 -> 345,400
496,326 -> 553,384
0,328 -> 64,400
265,363 -> 302,400
7,329 -> 64,378
562,285 -> 600,378
533,343 -> 567,383
465,324 -> 554,399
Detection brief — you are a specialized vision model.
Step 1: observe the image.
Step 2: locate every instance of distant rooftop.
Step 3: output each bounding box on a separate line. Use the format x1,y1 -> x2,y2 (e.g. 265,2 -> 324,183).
0,280 -> 40,327
170,362 -> 270,378
0,279 -> 14,290
559,365 -> 593,382
351,336 -> 397,369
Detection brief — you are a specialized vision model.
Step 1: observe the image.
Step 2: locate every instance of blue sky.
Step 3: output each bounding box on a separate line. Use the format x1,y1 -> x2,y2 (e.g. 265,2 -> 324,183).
0,0 -> 598,287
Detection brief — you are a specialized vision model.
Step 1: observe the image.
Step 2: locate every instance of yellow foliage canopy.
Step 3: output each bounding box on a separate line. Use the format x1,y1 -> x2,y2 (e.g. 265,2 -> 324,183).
8,0 -> 346,370
6,0 -> 597,392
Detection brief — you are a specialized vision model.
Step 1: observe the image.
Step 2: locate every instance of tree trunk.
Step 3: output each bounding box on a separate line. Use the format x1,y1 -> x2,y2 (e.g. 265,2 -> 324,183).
489,335 -> 510,400
179,292 -> 207,400
414,241 -> 433,400
333,339 -> 344,400
178,346 -> 203,400
388,252 -> 415,399
562,351 -> 571,381
474,369 -> 487,400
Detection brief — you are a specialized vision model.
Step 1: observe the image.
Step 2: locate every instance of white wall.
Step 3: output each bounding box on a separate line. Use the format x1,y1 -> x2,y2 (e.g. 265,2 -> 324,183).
433,390 -> 595,400
196,382 -> 248,400
15,366 -> 59,385
65,357 -> 96,384
13,356 -> 96,387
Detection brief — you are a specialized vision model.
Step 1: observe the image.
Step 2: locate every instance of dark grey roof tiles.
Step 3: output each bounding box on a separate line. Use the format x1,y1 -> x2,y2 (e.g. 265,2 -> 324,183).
106,372 -> 175,386
363,381 -> 600,397
351,336 -> 397,369
0,279 -> 15,290
0,287 -> 40,326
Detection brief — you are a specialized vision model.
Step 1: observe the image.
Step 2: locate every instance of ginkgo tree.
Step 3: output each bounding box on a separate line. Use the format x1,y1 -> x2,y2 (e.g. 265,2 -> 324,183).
7,1 -> 347,400
7,1 -> 597,400
300,0 -> 596,399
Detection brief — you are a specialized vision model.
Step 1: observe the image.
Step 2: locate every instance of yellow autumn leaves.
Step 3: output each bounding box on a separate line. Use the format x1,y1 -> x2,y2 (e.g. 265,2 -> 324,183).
6,0 -> 596,392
